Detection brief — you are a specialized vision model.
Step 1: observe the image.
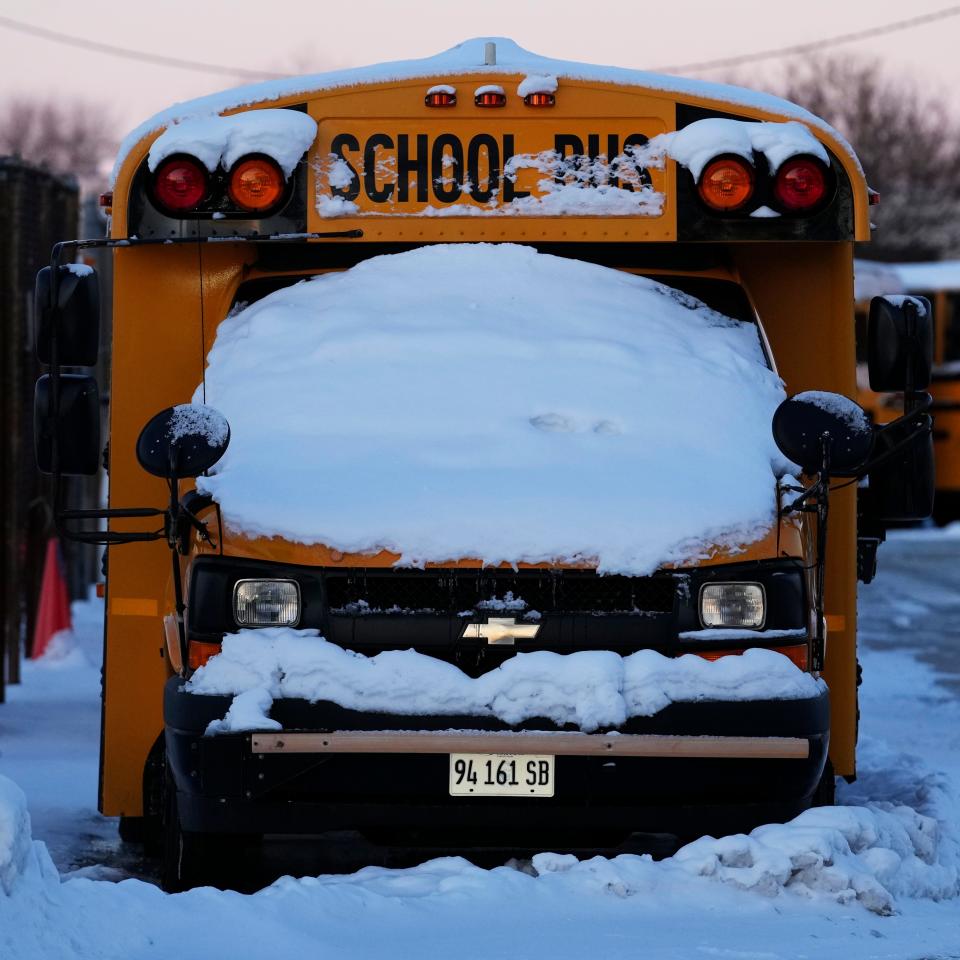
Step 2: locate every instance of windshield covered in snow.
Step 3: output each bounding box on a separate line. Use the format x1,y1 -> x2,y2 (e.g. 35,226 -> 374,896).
231,271 -> 760,330
196,244 -> 788,574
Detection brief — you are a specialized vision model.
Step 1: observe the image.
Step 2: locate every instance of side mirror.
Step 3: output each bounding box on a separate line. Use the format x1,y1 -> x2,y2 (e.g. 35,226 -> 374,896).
867,295 -> 932,393
136,404 -> 230,480
772,391 -> 873,477
36,264 -> 101,367
34,374 -> 101,476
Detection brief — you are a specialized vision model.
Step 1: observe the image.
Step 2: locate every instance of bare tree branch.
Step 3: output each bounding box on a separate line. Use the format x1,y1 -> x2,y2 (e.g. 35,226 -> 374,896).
773,56 -> 960,260
0,97 -> 118,190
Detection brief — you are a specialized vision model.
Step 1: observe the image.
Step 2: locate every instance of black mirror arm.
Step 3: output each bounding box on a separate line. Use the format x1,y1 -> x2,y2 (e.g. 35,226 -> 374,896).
780,434 -> 832,672
165,478 -> 190,677
852,404 -> 933,480
811,434 -> 831,673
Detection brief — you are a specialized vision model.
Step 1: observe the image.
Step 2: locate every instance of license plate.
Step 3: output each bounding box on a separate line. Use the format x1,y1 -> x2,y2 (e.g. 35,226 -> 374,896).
449,753 -> 555,797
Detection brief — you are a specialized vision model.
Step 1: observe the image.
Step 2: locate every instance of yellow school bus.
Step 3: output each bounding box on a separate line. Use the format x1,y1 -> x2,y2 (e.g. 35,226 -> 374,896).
854,258 -> 958,521
34,39 -> 934,890
890,261 -> 960,521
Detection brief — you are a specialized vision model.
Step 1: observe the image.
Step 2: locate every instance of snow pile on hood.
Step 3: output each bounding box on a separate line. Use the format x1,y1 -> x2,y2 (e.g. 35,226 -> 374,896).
0,777 -> 56,898
196,244 -> 788,572
147,109 -> 318,177
186,629 -> 823,734
113,37 -> 859,185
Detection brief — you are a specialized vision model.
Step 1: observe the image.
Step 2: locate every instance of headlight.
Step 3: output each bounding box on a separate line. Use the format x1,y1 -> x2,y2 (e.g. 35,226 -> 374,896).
699,583 -> 765,629
233,579 -> 300,627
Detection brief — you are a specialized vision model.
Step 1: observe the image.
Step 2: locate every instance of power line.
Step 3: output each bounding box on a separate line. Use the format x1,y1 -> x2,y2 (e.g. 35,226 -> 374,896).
1,6 -> 957,86
0,13 -> 290,80
652,4 -> 960,74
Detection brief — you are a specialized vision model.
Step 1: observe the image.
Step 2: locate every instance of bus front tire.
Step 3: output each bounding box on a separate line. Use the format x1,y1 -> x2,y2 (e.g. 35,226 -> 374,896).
811,759 -> 836,807
160,780 -> 260,892
160,781 -> 205,892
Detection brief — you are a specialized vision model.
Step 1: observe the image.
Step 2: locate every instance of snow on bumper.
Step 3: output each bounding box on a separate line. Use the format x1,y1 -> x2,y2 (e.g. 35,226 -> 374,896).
163,676 -> 831,843
184,629 -> 826,735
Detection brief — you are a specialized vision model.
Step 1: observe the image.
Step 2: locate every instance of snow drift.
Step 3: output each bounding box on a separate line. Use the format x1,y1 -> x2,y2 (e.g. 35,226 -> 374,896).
0,753 -> 956,959
186,629 -> 824,734
0,776 -> 31,895
0,777 -> 56,899
196,244 -> 788,573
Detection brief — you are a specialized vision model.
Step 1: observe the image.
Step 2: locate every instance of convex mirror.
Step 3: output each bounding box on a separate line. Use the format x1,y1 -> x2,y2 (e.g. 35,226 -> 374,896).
772,391 -> 873,477
35,264 -> 101,367
868,295 -> 932,393
137,404 -> 230,480
34,374 -> 101,476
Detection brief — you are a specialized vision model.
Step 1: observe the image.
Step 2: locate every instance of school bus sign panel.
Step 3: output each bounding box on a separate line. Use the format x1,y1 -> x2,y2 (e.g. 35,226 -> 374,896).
311,118 -> 674,239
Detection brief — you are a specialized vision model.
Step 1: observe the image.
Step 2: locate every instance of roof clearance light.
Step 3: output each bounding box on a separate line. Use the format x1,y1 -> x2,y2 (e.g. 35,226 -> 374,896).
523,92 -> 555,107
475,85 -> 506,107
697,156 -> 755,213
228,156 -> 285,213
425,85 -> 456,107
773,156 -> 828,212
152,156 -> 209,213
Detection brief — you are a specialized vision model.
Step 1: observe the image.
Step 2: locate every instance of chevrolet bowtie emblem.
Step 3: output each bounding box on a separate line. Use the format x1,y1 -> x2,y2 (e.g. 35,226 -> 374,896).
461,617 -> 541,646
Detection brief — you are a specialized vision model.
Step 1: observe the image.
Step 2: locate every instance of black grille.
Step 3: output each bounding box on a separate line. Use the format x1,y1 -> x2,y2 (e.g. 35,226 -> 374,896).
324,571 -> 676,615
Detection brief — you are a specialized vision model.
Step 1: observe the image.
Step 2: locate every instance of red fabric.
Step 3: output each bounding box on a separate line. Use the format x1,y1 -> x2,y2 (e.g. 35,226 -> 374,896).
31,538 -> 72,658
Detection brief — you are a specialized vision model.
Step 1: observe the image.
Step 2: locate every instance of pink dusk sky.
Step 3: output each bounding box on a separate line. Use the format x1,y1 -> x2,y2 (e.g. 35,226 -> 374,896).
0,0 -> 958,139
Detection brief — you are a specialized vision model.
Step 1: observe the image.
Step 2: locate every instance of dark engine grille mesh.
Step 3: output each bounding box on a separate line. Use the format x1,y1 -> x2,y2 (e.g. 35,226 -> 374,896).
324,571 -> 676,615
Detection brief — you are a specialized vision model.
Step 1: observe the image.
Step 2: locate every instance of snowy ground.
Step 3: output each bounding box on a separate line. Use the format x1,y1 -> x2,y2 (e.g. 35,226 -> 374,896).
2,535 -> 960,959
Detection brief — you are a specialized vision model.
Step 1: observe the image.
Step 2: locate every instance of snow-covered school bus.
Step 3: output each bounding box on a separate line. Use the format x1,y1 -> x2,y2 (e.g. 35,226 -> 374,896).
887,262 -> 960,521
854,258 -> 958,522
35,38 -> 934,890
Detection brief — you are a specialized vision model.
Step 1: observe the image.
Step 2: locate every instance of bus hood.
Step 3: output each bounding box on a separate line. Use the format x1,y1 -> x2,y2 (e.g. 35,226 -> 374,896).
195,243 -> 791,576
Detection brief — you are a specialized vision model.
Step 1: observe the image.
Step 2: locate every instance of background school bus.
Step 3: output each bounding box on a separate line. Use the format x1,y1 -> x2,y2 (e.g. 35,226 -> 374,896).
856,258 -> 960,521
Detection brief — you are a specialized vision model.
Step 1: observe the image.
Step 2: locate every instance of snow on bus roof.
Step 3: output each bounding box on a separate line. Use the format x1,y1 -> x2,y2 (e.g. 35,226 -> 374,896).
111,37 -> 859,185
890,260 -> 960,293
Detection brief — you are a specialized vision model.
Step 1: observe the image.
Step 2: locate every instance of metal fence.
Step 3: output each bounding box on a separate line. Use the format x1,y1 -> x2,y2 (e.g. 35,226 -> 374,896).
0,158 -> 79,701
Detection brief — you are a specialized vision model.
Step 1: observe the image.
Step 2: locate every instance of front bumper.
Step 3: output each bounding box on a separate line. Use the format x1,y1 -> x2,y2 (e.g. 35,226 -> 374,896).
164,677 -> 829,845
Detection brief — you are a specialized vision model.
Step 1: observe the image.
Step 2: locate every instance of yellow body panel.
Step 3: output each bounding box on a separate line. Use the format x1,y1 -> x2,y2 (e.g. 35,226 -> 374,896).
99,73 -> 869,815
733,243 -> 859,775
933,379 -> 960,493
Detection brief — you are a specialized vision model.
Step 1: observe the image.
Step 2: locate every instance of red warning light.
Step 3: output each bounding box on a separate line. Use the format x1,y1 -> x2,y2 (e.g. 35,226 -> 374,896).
425,90 -> 456,107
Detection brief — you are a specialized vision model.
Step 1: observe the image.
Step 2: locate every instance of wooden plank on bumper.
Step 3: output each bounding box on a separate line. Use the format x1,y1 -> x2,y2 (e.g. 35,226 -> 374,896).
250,731 -> 809,759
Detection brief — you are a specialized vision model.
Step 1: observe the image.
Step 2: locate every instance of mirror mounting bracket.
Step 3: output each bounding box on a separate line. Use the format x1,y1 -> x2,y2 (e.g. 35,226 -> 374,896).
780,432 -> 833,673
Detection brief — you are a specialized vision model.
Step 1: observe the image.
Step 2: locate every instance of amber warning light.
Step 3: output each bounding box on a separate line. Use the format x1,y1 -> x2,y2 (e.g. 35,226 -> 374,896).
228,156 -> 285,213
698,156 -> 755,213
